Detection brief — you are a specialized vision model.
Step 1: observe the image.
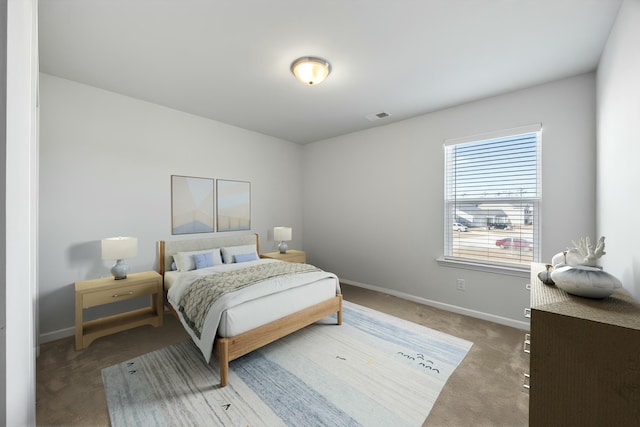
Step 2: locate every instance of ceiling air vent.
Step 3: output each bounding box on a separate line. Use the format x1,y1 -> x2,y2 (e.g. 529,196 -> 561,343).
365,111 -> 391,122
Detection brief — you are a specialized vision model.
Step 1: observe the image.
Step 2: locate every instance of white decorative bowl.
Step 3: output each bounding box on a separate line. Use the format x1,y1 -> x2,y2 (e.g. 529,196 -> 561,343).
550,265 -> 622,299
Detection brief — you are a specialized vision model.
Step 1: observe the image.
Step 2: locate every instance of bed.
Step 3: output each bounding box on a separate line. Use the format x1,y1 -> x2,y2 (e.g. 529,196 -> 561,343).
158,233 -> 342,387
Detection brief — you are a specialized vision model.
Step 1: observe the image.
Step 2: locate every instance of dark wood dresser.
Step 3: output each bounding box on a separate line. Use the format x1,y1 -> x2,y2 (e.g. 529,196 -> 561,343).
528,262 -> 640,426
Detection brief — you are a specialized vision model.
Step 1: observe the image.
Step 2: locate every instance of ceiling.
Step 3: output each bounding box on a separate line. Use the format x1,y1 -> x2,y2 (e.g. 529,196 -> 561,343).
38,0 -> 623,144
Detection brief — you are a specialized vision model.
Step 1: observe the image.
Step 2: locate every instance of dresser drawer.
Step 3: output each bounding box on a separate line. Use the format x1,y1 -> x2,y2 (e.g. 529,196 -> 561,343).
82,281 -> 158,308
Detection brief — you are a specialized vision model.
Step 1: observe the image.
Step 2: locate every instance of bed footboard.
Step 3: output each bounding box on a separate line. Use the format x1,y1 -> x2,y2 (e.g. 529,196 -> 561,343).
214,294 -> 343,387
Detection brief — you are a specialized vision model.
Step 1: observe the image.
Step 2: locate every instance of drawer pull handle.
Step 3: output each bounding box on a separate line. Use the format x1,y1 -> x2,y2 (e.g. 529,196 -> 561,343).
112,291 -> 134,298
524,308 -> 531,318
523,373 -> 530,389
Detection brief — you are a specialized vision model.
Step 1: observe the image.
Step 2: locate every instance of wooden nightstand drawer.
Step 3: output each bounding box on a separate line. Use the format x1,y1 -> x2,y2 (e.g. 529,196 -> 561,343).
260,250 -> 306,263
82,281 -> 159,308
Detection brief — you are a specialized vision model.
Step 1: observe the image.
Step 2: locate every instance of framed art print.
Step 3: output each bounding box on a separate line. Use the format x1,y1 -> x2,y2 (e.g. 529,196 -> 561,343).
216,179 -> 251,232
171,175 -> 215,234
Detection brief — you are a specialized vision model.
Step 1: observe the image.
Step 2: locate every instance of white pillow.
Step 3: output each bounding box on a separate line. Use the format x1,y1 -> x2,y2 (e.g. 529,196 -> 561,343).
220,244 -> 258,264
173,248 -> 223,272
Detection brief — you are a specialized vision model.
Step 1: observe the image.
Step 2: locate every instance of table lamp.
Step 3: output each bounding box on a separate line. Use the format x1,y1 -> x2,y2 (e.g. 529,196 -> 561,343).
102,236 -> 138,279
273,227 -> 292,254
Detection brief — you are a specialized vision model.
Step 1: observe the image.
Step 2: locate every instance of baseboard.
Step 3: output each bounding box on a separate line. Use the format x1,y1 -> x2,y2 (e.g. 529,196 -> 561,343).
39,281 -> 530,344
340,279 -> 530,331
39,326 -> 75,344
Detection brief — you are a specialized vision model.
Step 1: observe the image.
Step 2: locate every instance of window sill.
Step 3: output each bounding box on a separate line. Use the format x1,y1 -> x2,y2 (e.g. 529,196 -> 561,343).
436,257 -> 530,278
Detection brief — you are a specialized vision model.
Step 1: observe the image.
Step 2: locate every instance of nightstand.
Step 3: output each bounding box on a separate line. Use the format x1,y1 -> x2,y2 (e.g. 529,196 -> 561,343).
260,250 -> 306,263
75,271 -> 163,350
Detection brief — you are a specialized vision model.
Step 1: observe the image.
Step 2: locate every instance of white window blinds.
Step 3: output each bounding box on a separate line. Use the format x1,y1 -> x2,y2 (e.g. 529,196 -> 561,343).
444,125 -> 541,266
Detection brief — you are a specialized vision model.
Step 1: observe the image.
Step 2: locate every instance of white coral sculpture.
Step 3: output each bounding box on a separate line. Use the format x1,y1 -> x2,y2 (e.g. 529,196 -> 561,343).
570,236 -> 606,267
551,236 -> 607,268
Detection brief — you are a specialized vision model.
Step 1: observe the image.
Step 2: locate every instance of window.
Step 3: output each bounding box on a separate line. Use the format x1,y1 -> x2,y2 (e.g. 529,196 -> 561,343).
444,125 -> 541,268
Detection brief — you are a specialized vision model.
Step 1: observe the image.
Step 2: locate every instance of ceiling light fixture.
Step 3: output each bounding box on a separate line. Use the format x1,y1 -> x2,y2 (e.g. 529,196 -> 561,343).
290,56 -> 332,86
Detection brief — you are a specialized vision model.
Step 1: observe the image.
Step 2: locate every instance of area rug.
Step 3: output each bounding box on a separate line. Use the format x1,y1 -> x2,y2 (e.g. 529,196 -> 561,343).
102,301 -> 472,427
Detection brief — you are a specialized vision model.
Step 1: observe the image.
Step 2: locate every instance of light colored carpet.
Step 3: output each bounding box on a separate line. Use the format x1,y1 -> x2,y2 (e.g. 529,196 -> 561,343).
102,301 -> 472,426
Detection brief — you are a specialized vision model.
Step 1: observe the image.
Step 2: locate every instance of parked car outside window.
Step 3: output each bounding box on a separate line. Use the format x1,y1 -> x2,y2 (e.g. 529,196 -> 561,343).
452,223 -> 468,232
488,223 -> 512,230
495,237 -> 532,250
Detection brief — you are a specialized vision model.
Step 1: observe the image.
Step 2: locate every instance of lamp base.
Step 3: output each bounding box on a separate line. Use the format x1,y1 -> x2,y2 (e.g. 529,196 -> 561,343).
111,259 -> 128,280
278,241 -> 288,254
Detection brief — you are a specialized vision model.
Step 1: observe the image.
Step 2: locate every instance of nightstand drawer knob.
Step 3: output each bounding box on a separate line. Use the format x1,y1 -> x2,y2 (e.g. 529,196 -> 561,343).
112,291 -> 134,298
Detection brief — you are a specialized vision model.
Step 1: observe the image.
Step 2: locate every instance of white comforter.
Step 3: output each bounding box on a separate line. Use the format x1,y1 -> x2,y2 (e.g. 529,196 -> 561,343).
167,258 -> 340,362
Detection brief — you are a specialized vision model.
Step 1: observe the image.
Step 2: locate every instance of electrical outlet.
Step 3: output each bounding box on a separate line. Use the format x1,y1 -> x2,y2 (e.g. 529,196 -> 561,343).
457,279 -> 466,291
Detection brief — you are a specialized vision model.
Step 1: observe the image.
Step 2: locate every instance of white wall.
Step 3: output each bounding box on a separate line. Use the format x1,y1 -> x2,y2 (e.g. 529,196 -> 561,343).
302,74 -> 597,325
5,0 -> 38,425
0,3 -> 6,421
38,74 -> 304,341
40,71 -> 603,335
597,0 -> 640,300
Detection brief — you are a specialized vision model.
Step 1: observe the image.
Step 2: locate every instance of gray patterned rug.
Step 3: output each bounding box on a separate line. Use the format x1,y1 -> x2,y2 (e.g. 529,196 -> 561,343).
102,301 -> 472,426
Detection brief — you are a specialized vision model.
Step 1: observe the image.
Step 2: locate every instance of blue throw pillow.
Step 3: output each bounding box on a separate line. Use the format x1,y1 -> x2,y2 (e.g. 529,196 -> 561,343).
234,252 -> 258,263
193,252 -> 215,269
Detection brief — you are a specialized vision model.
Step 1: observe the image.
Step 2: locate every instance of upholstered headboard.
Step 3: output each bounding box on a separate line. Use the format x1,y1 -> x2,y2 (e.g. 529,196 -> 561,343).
159,233 -> 260,275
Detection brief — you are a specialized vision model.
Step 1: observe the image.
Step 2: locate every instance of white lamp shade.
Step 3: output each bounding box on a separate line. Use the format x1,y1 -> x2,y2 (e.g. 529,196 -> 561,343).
101,237 -> 138,260
273,227 -> 292,242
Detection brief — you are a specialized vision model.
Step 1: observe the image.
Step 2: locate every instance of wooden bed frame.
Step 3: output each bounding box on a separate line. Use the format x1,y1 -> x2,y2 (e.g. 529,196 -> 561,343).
158,233 -> 342,387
